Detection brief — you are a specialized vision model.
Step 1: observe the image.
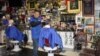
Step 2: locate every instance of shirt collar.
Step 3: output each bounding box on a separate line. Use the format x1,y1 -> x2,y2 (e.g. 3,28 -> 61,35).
43,25 -> 50,28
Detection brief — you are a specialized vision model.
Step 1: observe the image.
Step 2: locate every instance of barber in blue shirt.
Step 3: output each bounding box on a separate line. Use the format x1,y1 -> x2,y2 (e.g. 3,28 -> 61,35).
29,10 -> 42,56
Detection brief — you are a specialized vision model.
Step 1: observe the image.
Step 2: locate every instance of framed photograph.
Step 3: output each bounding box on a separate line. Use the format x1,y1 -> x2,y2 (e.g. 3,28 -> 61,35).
95,10 -> 100,20
29,2 -> 35,8
67,0 -> 81,13
95,10 -> 100,19
76,17 -> 85,24
26,2 -> 35,10
95,22 -> 100,28
70,0 -> 78,9
77,17 -> 81,22
82,0 -> 94,16
60,14 -> 75,22
76,17 -> 85,29
84,17 -> 94,25
95,28 -> 100,35
84,26 -> 94,34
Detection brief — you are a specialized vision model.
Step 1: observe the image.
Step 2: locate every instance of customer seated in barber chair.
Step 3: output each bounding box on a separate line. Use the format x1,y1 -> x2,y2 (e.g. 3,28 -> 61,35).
39,20 -> 63,55
5,19 -> 24,51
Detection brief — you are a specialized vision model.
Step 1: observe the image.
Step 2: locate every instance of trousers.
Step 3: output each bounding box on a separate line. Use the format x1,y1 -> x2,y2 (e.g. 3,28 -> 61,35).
33,39 -> 38,56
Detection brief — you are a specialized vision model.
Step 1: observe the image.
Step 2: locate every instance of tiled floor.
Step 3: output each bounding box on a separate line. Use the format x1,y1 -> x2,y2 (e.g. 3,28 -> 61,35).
0,46 -> 63,56
62,49 -> 80,56
0,45 -> 80,56
25,46 -> 80,56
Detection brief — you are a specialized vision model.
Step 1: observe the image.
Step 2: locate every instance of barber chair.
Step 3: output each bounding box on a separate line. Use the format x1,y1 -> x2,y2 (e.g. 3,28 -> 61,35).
44,39 -> 58,56
10,40 -> 21,52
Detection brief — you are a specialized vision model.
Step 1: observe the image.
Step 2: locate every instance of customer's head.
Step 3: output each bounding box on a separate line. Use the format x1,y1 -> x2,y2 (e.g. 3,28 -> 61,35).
9,19 -> 14,25
42,19 -> 51,27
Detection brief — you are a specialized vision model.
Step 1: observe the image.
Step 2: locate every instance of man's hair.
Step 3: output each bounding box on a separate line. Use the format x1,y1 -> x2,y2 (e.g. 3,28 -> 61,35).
34,9 -> 41,14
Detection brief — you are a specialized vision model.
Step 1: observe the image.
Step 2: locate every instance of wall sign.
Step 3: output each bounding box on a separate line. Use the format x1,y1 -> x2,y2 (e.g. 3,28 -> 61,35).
57,31 -> 74,48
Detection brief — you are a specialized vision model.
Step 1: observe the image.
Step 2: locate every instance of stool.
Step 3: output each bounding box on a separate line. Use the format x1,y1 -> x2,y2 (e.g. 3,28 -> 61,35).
44,46 -> 58,56
10,40 -> 21,52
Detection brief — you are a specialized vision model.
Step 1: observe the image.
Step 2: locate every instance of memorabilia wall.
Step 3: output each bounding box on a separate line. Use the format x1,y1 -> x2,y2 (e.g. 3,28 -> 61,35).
75,0 -> 95,48
75,0 -> 95,34
25,0 -> 96,48
82,0 -> 95,34
75,0 -> 100,48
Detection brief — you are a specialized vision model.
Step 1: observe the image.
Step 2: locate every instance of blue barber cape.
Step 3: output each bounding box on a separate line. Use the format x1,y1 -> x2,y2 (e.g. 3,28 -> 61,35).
5,26 -> 24,42
29,17 -> 42,39
39,27 -> 63,49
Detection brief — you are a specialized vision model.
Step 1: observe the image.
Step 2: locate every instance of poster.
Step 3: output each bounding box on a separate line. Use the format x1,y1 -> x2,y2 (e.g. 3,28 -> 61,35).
82,0 -> 94,16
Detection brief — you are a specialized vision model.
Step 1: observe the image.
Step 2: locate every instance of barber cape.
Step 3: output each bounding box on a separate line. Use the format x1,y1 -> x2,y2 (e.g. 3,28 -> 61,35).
39,25 -> 63,49
5,25 -> 24,42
